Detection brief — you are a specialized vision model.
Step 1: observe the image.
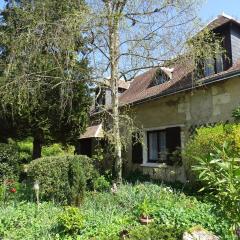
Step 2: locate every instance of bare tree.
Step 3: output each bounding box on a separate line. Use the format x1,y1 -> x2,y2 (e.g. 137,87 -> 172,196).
84,0 -> 224,182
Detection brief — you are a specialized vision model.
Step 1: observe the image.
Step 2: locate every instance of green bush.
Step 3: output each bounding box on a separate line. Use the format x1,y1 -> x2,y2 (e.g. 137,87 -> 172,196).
42,143 -> 74,157
16,137 -> 74,164
183,124 -> 240,181
193,142 -> 240,226
16,138 -> 33,164
58,206 -> 84,235
0,142 -> 20,181
128,224 -> 184,240
28,155 -> 97,204
232,107 -> 240,122
93,175 -> 110,192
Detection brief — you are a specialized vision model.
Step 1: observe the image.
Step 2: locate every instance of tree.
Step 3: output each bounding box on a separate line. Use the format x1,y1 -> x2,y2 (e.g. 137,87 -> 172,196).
0,0 -> 91,158
85,0 -> 223,182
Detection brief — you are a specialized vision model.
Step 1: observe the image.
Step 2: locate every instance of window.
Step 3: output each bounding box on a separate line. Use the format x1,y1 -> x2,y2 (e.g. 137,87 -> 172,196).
216,54 -> 224,73
149,70 -> 170,87
204,59 -> 215,77
203,54 -> 224,77
147,127 -> 181,165
148,130 -> 167,163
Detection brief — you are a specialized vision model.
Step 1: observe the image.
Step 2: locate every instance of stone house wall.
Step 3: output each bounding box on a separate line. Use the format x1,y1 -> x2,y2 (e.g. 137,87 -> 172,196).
124,76 -> 240,182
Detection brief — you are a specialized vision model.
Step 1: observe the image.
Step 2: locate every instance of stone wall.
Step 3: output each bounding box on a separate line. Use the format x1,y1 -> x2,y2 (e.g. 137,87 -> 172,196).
124,77 -> 240,182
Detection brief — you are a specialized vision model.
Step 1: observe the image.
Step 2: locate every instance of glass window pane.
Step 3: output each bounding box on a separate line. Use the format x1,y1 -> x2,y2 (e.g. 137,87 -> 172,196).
216,55 -> 223,73
148,132 -> 158,161
204,58 -> 215,77
159,131 -> 166,151
159,131 -> 167,162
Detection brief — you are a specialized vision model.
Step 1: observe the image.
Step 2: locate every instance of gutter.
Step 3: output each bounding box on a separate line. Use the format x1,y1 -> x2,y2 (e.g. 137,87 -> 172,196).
127,69 -> 240,107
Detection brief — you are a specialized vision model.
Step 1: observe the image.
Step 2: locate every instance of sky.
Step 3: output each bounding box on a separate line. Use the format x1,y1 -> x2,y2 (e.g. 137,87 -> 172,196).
0,0 -> 239,23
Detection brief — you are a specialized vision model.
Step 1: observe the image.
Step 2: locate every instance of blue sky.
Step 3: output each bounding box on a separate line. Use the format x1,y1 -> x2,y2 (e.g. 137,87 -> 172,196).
0,0 -> 239,22
200,0 -> 240,21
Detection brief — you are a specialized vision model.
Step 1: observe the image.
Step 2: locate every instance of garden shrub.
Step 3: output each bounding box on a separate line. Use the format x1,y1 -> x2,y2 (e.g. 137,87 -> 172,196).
93,175 -> 110,192
0,142 -> 20,182
128,224 -> 184,240
28,155 -> 97,204
58,206 -> 84,235
192,142 -> 240,229
183,124 -> 240,181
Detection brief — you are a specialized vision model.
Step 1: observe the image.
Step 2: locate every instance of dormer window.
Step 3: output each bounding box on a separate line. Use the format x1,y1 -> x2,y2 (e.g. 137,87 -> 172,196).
203,54 -> 224,77
149,69 -> 170,87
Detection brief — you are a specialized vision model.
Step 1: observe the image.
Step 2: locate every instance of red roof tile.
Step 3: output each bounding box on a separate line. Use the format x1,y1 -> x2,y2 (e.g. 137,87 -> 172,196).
119,59 -> 240,105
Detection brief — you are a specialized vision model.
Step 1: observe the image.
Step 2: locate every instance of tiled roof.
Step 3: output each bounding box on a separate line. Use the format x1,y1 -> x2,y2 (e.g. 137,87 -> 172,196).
101,79 -> 130,90
119,59 -> 240,105
79,124 -> 103,139
119,14 -> 240,106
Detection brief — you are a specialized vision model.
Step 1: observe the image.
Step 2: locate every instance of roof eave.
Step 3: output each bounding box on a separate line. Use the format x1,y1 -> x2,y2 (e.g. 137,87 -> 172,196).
125,70 -> 240,107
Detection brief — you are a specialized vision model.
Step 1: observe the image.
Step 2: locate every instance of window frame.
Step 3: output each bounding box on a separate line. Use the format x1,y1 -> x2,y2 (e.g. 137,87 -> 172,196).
147,130 -> 167,163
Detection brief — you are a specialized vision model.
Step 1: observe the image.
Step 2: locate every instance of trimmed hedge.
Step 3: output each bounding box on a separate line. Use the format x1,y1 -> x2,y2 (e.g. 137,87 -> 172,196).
28,155 -> 97,204
0,143 -> 20,182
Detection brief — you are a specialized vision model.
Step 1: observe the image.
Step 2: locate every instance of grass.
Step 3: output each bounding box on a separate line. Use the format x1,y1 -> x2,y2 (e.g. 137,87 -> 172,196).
0,183 -> 234,240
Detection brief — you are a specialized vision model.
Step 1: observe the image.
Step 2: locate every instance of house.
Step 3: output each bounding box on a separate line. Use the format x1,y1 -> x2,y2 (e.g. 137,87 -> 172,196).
78,14 -> 240,182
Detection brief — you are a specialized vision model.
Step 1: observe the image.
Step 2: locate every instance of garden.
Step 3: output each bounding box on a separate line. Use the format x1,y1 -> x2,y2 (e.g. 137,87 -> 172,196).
0,123 -> 240,239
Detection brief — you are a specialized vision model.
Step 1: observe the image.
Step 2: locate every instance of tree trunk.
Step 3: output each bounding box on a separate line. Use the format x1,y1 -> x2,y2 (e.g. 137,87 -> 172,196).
32,131 -> 43,160
108,3 -> 122,183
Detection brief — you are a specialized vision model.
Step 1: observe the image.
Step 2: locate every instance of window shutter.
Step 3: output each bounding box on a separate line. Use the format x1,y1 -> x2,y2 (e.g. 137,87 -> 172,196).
166,127 -> 181,165
132,133 -> 143,164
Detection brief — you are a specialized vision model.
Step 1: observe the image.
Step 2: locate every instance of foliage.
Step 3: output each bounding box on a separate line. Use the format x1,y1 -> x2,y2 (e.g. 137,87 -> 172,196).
0,183 -> 234,239
0,142 -> 20,181
0,0 -> 91,156
58,207 -> 84,235
183,124 -> 240,181
0,201 -> 61,240
93,175 -> 110,192
80,184 -> 232,239
192,142 -> 240,225
42,144 -> 74,157
128,224 -> 184,240
16,137 -> 74,163
27,155 -> 97,204
136,197 -> 154,218
232,107 -> 240,122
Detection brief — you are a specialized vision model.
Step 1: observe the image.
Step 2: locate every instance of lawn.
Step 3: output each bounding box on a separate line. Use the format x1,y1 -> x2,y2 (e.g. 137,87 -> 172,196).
0,183 -> 233,240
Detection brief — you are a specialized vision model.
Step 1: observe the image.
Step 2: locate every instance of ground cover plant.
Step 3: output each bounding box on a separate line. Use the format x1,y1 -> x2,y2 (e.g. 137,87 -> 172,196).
0,183 -> 234,240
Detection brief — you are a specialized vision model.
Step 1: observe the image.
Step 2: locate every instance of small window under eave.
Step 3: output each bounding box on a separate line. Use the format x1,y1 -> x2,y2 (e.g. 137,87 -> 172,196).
149,69 -> 171,88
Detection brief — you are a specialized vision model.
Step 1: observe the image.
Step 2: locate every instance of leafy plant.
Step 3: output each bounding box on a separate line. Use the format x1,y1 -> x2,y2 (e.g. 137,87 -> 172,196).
192,142 -> 240,227
93,175 -> 110,192
232,107 -> 240,122
58,207 -> 84,235
137,197 -> 154,218
183,124 -> 240,182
